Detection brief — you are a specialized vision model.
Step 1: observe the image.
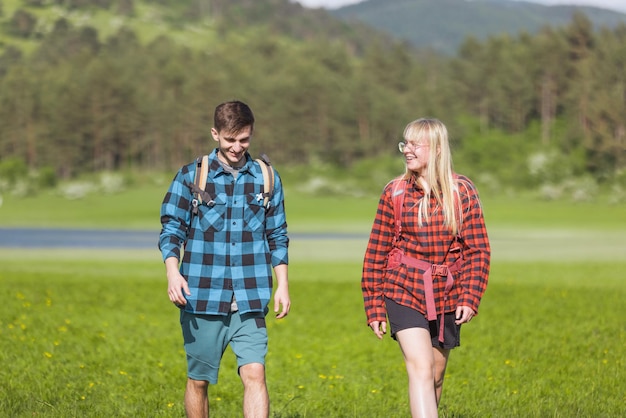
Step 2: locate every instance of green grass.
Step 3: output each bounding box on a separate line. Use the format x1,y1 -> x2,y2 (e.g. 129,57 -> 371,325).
1,177 -> 625,416
1,251 -> 624,417
2,180 -> 625,265
0,177 -> 381,232
1,177 -> 626,231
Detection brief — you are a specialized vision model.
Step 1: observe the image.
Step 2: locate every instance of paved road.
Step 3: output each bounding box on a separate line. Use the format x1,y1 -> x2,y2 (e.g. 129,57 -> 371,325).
0,228 -> 366,249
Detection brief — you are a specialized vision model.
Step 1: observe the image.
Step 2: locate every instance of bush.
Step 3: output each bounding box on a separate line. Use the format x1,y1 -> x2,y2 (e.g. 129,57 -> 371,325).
537,175 -> 598,202
528,150 -> 570,185
58,181 -> 95,200
37,166 -> 58,188
608,184 -> 626,204
0,158 -> 28,186
99,172 -> 125,194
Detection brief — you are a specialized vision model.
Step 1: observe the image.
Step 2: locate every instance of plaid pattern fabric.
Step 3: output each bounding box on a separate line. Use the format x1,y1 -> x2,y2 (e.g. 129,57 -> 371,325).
159,149 -> 289,315
361,174 -> 490,325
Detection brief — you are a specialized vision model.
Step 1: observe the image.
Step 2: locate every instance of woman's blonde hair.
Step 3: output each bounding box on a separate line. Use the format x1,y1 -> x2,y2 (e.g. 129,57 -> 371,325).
401,118 -> 461,235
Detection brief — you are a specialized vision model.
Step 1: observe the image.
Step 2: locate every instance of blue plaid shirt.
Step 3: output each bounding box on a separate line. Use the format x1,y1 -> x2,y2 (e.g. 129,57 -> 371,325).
159,149 -> 289,315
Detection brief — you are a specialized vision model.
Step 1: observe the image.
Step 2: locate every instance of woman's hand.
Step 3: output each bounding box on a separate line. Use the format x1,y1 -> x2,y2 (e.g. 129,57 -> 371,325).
455,305 -> 475,325
369,320 -> 387,339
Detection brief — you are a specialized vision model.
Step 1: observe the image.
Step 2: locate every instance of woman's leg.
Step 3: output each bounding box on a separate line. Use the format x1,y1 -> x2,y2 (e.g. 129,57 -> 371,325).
396,327 -> 439,418
432,347 -> 450,405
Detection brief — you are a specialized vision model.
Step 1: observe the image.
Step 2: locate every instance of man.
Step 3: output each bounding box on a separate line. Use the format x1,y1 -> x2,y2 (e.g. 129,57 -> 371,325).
159,100 -> 290,418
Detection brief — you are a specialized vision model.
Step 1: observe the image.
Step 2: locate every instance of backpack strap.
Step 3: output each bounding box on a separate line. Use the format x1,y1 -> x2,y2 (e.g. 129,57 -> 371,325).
190,155 -> 209,215
391,177 -> 406,245
189,153 -> 274,214
255,153 -> 275,209
196,155 -> 209,200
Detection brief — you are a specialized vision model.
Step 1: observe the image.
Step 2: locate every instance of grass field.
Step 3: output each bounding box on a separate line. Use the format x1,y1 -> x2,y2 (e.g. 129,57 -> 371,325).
1,182 -> 625,417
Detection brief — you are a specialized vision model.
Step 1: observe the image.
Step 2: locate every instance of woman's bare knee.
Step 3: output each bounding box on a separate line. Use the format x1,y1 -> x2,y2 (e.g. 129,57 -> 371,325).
405,360 -> 435,382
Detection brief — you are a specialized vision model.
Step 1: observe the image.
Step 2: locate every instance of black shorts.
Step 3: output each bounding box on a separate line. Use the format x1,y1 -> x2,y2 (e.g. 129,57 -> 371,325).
385,297 -> 461,349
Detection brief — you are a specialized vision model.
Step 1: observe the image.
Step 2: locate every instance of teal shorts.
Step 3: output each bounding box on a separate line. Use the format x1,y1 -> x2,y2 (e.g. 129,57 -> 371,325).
180,310 -> 268,384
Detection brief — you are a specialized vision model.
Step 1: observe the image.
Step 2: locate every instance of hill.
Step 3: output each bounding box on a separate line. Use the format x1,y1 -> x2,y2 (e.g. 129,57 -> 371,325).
0,0 -> 398,56
331,0 -> 626,54
3,0 -> 623,61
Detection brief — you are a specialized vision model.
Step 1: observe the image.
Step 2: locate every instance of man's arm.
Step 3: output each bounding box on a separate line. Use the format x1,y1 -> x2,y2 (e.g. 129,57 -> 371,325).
159,164 -> 195,306
273,263 -> 290,318
165,256 -> 190,306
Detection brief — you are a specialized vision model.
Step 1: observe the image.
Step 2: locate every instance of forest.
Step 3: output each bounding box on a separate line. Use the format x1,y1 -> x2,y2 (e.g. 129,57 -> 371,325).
0,0 -> 625,199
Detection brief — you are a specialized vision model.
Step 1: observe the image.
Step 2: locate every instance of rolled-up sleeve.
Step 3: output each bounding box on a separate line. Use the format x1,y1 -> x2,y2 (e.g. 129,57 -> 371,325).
265,171 -> 289,267
159,167 -> 194,262
361,184 -> 395,324
456,178 -> 491,313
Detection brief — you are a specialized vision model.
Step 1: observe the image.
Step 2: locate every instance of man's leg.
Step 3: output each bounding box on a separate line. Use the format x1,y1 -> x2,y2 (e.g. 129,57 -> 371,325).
432,347 -> 450,405
396,327 -> 439,418
181,312 -> 227,417
185,378 -> 209,418
239,362 -> 269,418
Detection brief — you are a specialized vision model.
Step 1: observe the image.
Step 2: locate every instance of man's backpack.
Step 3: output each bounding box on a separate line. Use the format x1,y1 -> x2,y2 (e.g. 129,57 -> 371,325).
190,154 -> 275,215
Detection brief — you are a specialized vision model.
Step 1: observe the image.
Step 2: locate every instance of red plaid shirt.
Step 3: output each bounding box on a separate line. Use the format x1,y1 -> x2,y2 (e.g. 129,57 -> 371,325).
361,174 -> 490,325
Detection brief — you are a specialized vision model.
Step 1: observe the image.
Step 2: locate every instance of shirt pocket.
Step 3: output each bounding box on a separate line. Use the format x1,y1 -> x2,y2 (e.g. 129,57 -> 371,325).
196,193 -> 227,232
244,193 -> 266,232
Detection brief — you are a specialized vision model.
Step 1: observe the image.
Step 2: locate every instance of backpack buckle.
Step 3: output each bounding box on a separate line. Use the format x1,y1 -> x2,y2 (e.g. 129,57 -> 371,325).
432,265 -> 448,276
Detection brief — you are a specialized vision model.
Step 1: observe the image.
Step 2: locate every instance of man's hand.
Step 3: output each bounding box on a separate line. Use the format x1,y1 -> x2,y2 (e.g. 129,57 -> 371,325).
369,320 -> 387,339
273,285 -> 290,319
272,264 -> 290,319
165,257 -> 190,306
167,271 -> 190,306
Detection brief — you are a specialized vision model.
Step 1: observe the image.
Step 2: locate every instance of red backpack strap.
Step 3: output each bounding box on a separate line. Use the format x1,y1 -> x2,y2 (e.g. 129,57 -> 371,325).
391,177 -> 406,245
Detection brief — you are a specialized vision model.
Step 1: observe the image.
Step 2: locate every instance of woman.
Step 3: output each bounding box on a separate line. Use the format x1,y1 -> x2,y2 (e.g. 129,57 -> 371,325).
361,118 -> 490,417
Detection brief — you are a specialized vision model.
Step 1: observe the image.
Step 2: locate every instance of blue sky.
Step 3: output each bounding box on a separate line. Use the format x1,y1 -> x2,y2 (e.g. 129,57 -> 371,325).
292,0 -> 626,13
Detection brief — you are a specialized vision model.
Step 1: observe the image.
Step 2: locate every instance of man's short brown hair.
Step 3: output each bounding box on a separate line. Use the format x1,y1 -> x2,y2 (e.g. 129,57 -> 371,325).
214,101 -> 255,135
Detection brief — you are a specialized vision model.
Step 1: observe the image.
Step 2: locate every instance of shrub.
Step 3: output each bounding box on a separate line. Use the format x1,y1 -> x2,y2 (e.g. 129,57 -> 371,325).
0,158 -> 28,185
37,166 -> 58,188
99,172 -> 125,194
58,181 -> 95,200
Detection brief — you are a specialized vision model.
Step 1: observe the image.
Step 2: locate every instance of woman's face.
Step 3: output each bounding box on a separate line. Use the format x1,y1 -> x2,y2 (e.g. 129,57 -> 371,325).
401,139 -> 430,175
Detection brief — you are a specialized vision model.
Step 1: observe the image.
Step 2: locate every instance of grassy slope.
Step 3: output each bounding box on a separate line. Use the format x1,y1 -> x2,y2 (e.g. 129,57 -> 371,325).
0,173 -> 624,416
0,0 -> 219,56
2,176 -> 625,230
0,256 -> 624,417
1,176 -> 625,264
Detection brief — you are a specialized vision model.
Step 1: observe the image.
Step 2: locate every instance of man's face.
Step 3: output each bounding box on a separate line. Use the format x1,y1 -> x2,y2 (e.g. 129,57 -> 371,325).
211,126 -> 252,166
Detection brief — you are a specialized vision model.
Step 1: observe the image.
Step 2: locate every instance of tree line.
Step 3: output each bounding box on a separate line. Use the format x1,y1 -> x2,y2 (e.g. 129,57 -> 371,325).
0,6 -> 624,192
